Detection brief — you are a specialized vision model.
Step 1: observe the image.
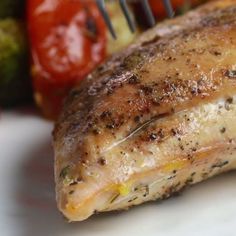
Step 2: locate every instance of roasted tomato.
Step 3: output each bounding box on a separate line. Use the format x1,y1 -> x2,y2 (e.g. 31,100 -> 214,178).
149,0 -> 207,17
28,0 -> 106,119
133,0 -> 206,28
149,0 -> 185,18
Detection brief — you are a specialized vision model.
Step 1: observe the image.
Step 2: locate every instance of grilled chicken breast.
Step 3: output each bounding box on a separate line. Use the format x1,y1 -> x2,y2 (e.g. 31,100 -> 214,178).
53,0 -> 236,221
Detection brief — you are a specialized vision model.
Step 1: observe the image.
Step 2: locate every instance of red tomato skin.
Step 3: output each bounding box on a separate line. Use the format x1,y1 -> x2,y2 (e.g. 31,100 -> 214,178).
149,0 -> 185,17
28,0 -> 106,119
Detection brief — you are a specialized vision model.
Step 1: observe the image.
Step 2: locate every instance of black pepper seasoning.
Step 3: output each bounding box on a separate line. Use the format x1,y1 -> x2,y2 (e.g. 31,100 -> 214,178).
220,127 -> 226,133
98,157 -> 106,166
225,70 -> 236,78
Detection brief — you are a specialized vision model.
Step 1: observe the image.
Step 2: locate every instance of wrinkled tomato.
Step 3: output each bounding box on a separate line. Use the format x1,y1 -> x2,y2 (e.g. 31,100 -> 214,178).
133,0 -> 204,28
149,0 -> 185,18
149,0 -> 204,17
28,0 -> 106,119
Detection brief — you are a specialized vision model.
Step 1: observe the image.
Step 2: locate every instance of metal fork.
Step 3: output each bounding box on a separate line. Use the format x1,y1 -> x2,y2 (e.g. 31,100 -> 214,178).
96,0 -> 175,39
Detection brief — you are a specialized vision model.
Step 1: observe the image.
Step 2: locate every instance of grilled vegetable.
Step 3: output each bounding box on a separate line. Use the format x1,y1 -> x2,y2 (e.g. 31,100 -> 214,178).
149,0 -> 209,16
149,0 -> 185,17
0,19 -> 31,107
53,0 -> 236,221
106,2 -> 139,55
28,0 -> 139,119
133,0 -> 209,28
28,0 -> 107,119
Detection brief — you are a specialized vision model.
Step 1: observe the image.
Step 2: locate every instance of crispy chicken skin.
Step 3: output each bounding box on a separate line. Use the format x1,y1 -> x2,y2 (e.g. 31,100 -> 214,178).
53,0 -> 236,221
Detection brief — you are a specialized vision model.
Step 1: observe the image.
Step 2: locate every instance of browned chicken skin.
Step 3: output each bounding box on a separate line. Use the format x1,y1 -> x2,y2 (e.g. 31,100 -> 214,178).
53,0 -> 236,221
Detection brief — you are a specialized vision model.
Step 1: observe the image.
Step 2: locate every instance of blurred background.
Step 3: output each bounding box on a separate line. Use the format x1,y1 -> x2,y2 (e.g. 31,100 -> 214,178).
0,0 -> 207,120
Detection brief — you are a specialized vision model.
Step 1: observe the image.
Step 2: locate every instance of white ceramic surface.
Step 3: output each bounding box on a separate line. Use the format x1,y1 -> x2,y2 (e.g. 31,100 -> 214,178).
1,108 -> 236,236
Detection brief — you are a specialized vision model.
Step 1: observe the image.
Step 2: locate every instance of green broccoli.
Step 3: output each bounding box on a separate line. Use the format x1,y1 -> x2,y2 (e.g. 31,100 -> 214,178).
0,0 -> 25,19
0,19 -> 31,107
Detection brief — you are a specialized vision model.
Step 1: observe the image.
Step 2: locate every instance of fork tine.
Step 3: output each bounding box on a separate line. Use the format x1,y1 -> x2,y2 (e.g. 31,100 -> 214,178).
96,0 -> 117,39
140,0 -> 156,27
162,0 -> 175,18
119,0 -> 136,33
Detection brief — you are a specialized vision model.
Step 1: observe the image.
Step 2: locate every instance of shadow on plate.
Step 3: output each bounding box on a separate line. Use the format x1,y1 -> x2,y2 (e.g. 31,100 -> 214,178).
14,133 -> 236,236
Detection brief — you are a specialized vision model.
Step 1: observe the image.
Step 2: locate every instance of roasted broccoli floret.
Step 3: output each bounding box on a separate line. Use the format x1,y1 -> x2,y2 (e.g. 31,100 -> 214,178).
0,19 -> 31,107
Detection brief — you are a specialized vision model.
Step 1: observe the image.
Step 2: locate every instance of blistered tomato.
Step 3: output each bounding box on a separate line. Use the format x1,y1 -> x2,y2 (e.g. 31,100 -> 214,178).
28,0 -> 106,119
149,0 -> 185,17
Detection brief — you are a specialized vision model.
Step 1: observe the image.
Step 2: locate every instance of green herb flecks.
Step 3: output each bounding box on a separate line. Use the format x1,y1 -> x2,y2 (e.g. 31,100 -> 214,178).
59,165 -> 75,185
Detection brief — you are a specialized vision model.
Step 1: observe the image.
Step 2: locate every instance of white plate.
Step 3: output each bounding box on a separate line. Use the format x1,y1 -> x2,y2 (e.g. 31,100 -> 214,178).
1,108 -> 236,236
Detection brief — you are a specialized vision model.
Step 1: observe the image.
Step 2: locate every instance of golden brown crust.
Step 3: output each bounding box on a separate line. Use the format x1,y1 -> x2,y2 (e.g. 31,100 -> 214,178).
54,1 -> 236,157
53,0 -> 236,221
